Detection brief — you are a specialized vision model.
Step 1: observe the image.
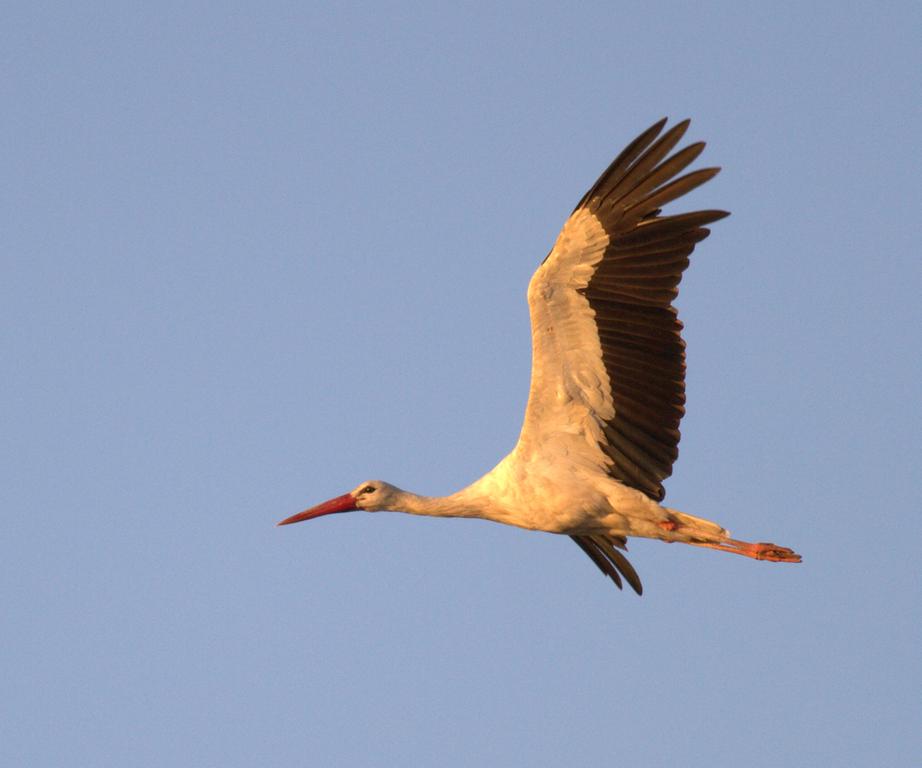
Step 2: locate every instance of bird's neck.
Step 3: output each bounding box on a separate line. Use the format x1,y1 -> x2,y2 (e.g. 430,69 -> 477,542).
395,489 -> 487,520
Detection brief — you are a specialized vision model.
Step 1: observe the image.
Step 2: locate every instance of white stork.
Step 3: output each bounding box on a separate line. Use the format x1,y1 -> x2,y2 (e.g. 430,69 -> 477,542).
279,118 -> 800,595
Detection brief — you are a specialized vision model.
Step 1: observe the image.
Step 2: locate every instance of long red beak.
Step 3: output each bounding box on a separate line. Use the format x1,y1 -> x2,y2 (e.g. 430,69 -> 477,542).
277,493 -> 357,526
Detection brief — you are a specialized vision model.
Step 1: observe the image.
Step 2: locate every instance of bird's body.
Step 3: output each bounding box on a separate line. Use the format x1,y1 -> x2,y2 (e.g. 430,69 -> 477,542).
280,118 -> 800,595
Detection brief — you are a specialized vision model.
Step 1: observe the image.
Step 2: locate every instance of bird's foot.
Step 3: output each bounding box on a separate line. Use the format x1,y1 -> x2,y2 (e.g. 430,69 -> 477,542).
692,538 -> 802,563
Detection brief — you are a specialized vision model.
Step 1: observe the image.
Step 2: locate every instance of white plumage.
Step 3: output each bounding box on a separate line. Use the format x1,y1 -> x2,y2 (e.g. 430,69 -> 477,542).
279,118 -> 800,595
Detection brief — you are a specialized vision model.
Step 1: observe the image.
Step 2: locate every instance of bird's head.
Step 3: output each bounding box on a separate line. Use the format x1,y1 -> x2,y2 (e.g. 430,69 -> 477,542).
277,480 -> 400,525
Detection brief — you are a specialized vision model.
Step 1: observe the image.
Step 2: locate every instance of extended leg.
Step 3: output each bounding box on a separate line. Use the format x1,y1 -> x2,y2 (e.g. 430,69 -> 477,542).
689,537 -> 801,563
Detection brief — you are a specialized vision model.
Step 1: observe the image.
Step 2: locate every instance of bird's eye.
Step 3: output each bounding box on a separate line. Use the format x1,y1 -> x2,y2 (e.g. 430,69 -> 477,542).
362,485 -> 376,494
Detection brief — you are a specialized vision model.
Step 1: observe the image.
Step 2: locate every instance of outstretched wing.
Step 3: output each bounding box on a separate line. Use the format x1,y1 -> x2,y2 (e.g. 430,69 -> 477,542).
515,119 -> 728,591
519,117 -> 727,499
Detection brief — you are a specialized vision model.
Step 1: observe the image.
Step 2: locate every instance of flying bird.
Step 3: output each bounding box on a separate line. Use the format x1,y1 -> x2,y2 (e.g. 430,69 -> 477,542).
279,118 -> 801,595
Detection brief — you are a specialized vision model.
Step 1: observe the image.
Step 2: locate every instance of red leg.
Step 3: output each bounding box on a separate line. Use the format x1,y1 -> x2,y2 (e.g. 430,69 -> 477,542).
691,538 -> 802,563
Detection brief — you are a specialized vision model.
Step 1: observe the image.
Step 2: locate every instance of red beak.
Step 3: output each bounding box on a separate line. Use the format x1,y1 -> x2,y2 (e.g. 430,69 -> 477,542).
277,493 -> 357,526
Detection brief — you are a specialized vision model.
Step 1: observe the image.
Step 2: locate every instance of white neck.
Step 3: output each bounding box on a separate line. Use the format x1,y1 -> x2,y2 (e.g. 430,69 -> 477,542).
391,489 -> 489,520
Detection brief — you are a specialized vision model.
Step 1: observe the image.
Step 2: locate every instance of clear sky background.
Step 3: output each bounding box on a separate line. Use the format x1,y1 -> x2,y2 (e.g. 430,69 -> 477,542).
3,2 -> 920,766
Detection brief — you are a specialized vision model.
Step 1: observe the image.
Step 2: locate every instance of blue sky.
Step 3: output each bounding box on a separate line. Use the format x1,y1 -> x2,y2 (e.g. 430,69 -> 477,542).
3,2 -> 920,766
